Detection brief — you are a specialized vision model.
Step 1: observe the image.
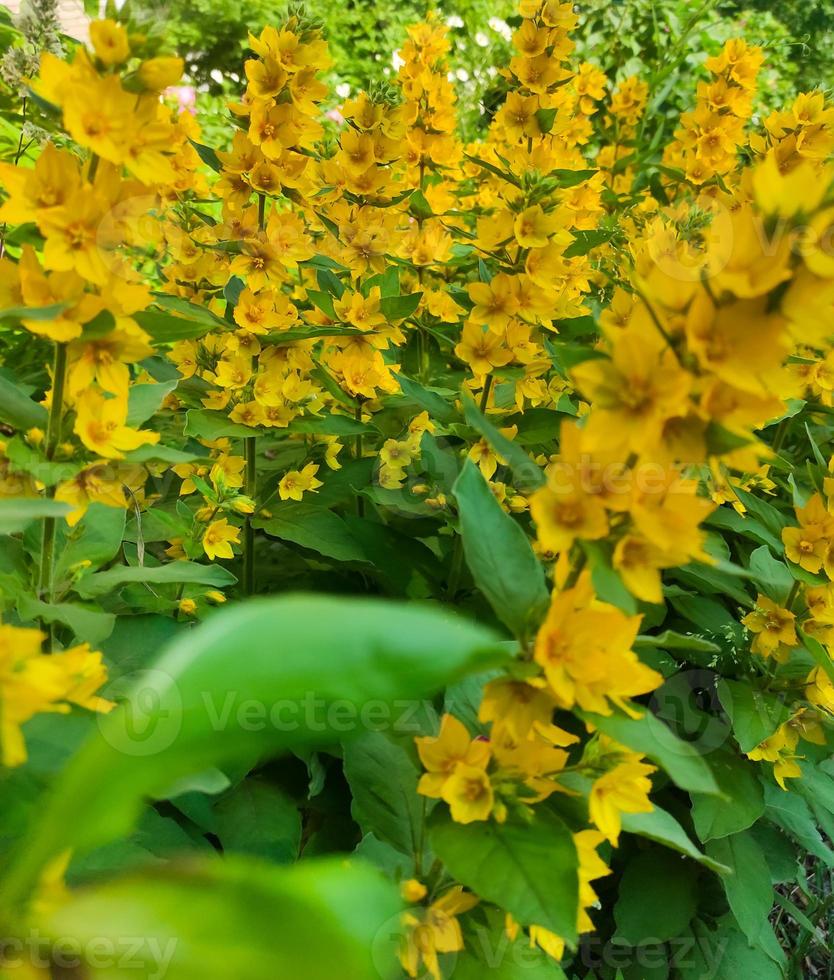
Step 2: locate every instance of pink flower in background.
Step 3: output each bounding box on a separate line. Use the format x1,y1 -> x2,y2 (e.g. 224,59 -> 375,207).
326,107 -> 345,125
165,85 -> 198,115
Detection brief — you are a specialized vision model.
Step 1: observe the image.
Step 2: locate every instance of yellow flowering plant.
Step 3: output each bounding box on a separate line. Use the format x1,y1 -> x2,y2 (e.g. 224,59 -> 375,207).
0,3 -> 832,977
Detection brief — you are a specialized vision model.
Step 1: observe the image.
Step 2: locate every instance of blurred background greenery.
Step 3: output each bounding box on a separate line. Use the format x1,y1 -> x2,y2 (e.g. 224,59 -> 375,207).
121,0 -> 830,142
0,0 -> 830,152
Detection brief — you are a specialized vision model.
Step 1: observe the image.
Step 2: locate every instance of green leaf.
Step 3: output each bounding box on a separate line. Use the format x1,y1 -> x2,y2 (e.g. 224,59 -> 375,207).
748,545 -> 793,603
706,833 -> 782,962
0,497 -> 70,534
677,918 -> 783,980
430,808 -> 579,942
453,460 -> 548,638
134,309 -> 221,342
584,541 -> 637,613
706,507 -> 782,552
126,380 -> 178,426
4,436 -> 82,486
634,630 -> 720,654
763,782 -> 834,867
380,292 -> 422,321
614,848 -> 698,945
553,168 -> 597,187
801,630 -> 834,686
397,374 -> 458,423
343,732 -> 427,857
39,855 -> 400,980
620,807 -> 730,874
535,107 -> 557,133
74,561 -> 237,599
691,751 -> 764,841
717,680 -> 791,753
0,373 -> 48,429
188,138 -> 223,172
306,287 -> 336,318
213,779 -> 301,864
409,189 -> 433,220
0,595 -> 502,907
583,710 -> 719,795
151,294 -> 226,327
0,302 -> 67,322
288,413 -> 369,437
462,397 -> 545,491
184,409 -> 255,439
16,596 -> 115,645
564,228 -> 612,257
256,505 -> 367,564
463,153 -> 521,187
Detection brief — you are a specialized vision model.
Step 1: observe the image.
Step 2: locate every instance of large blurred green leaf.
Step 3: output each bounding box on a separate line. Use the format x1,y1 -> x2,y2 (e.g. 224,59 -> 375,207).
39,855 -> 400,979
0,497 -> 69,534
0,595 -> 502,910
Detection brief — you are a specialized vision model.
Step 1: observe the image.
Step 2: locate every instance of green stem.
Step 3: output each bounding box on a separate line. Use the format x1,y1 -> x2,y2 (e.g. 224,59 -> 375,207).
37,343 -> 68,641
772,417 -> 789,454
243,436 -> 256,596
479,373 -> 494,412
447,533 -> 464,599
355,399 -> 364,518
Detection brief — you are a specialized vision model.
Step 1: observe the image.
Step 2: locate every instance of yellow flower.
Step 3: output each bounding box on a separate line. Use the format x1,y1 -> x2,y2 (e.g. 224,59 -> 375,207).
89,19 -> 131,66
399,887 -> 479,980
534,577 -> 662,715
278,463 -> 323,501
747,722 -> 803,790
440,764 -> 494,824
138,57 -> 184,90
454,321 -> 513,375
202,518 -> 241,561
0,624 -> 111,766
513,205 -> 563,248
416,713 -> 490,798
589,757 -> 656,845
529,482 -> 609,555
468,274 -> 519,333
333,287 -> 386,331
51,644 -> 115,713
74,390 -> 159,460
742,595 -> 797,661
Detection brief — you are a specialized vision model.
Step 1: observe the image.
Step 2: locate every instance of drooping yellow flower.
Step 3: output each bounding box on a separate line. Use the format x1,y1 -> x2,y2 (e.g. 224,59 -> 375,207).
201,518 -> 241,561
589,754 -> 656,845
399,886 -> 479,980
